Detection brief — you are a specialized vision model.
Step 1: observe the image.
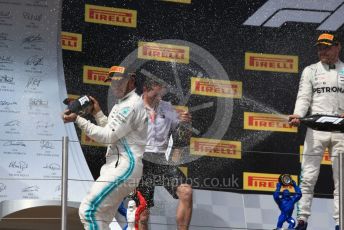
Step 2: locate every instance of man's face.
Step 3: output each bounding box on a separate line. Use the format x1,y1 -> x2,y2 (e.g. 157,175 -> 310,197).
317,44 -> 341,65
110,77 -> 129,99
145,85 -> 166,106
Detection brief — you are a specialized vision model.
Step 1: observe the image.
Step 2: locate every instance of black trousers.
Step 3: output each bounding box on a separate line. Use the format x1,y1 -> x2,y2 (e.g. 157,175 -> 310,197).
136,152 -> 187,208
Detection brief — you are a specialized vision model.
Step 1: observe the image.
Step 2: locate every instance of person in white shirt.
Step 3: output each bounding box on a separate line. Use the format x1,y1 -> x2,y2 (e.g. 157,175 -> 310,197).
289,33 -> 344,230
63,65 -> 148,230
136,78 -> 193,230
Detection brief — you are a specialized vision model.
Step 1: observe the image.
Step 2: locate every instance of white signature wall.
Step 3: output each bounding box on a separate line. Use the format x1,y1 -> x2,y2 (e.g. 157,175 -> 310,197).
0,0 -> 93,204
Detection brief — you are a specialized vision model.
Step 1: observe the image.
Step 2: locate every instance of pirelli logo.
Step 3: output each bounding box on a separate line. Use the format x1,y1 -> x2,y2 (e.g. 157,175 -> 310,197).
174,105 -> 188,113
162,0 -> 191,4
245,52 -> 298,73
61,32 -> 82,52
83,65 -> 110,86
244,112 -> 297,133
191,77 -> 242,98
190,137 -> 241,159
67,94 -> 79,100
138,42 -> 189,64
85,4 -> 137,28
244,172 -> 298,192
81,130 -> 105,147
178,166 -> 188,177
300,146 -> 331,165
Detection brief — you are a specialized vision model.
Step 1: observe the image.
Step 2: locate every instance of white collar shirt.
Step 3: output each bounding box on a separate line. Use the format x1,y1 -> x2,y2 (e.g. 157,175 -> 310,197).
145,100 -> 179,153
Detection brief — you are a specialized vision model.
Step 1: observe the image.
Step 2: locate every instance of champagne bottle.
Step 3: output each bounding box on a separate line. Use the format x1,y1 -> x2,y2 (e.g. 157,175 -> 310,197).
63,95 -> 93,116
300,114 -> 344,132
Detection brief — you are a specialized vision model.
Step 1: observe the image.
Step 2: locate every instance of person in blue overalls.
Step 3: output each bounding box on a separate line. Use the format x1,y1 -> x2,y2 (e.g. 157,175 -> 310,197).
273,180 -> 302,229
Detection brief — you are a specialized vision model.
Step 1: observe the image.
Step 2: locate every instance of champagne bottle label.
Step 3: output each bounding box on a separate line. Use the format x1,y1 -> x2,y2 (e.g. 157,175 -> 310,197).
315,116 -> 344,124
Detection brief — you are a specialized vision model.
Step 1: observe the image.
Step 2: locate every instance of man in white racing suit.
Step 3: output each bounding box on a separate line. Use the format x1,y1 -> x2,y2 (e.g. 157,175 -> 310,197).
63,65 -> 148,230
289,33 -> 344,230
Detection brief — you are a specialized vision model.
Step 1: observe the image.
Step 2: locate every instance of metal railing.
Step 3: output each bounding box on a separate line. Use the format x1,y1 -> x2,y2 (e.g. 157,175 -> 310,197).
0,137 -> 341,230
61,136 -> 69,230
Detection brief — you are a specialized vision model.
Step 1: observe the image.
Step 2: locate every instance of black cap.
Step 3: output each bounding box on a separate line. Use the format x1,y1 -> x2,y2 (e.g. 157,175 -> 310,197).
104,65 -> 135,82
315,33 -> 339,46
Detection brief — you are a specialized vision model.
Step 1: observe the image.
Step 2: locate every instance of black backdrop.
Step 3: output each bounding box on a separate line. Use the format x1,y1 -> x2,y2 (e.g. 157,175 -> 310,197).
61,0 -> 344,198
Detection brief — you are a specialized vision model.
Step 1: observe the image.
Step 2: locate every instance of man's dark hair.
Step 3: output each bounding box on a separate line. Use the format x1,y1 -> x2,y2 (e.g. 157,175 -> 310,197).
128,73 -> 136,87
143,77 -> 165,91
